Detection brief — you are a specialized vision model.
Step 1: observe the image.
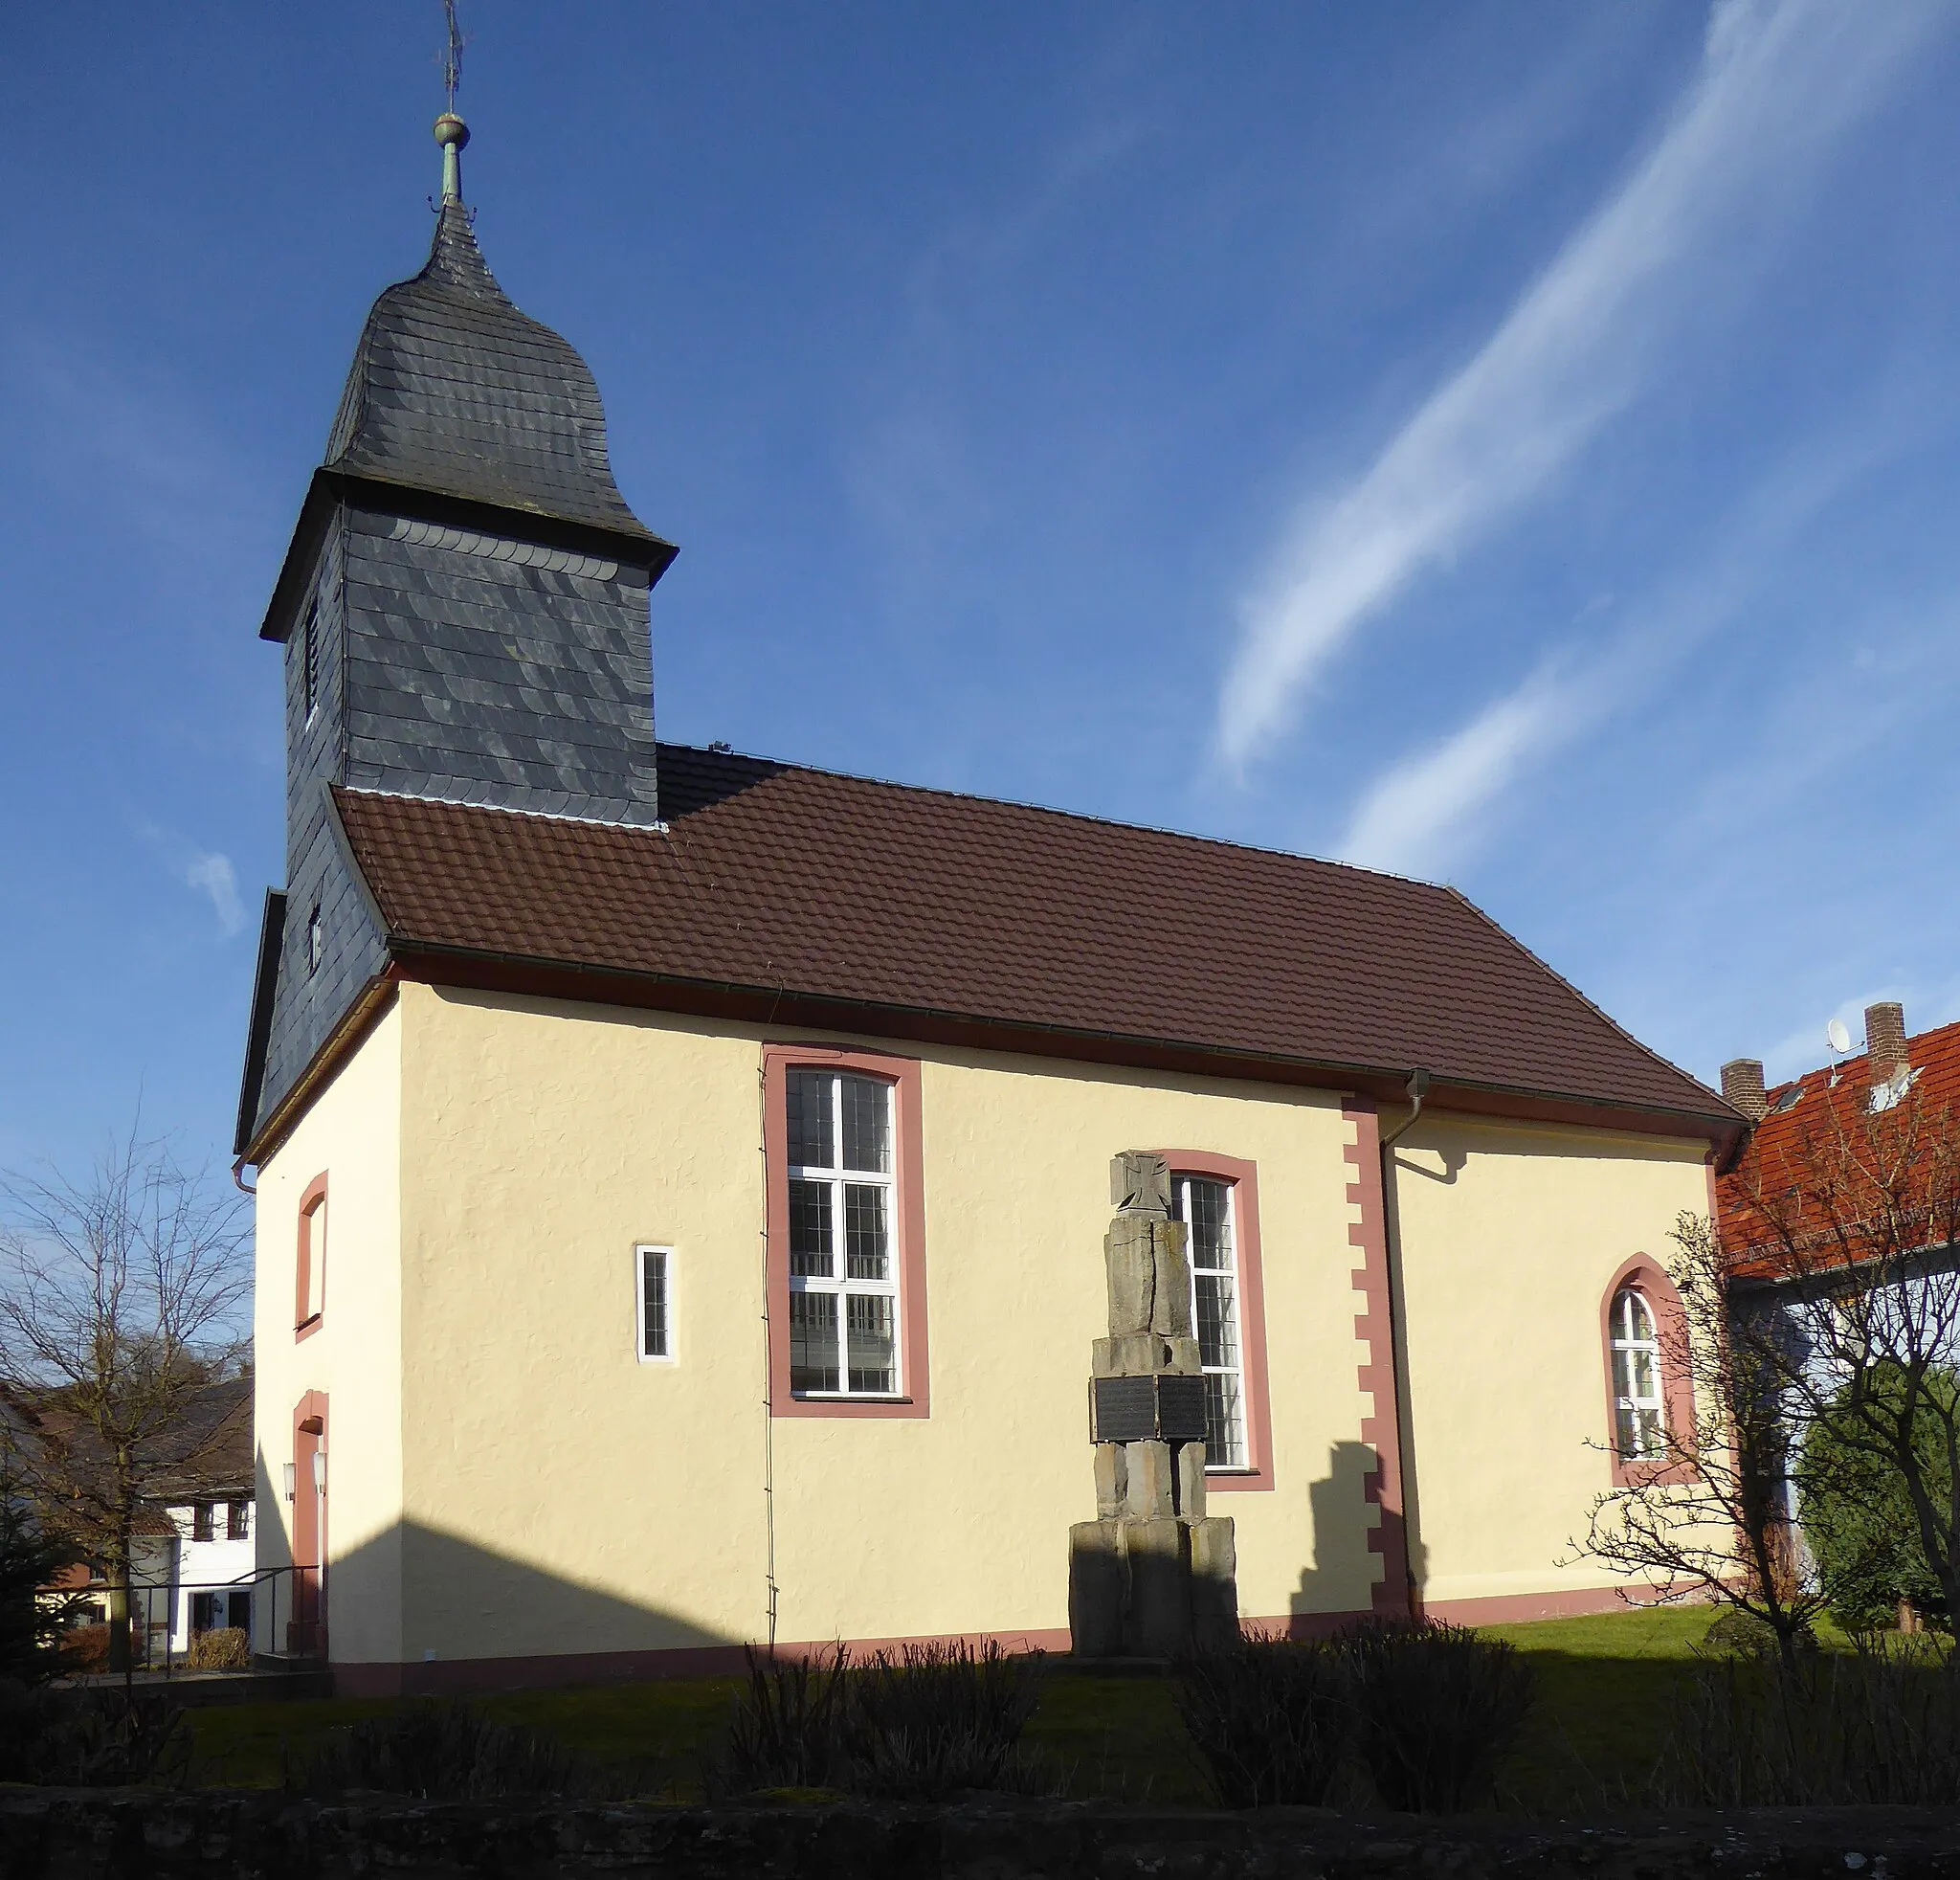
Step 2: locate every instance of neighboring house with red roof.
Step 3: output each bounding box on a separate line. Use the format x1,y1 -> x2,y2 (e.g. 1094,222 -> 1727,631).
1714,1000 -> 1960,1596
233,122 -> 1745,1695
1715,998 -> 1960,1274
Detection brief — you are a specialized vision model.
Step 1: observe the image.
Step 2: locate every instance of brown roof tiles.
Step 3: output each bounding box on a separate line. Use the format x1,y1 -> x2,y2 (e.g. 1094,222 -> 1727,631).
329,745 -> 1734,1132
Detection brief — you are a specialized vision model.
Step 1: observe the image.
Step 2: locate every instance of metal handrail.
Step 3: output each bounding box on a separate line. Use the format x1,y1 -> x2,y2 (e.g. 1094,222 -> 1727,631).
81,1560 -> 326,1675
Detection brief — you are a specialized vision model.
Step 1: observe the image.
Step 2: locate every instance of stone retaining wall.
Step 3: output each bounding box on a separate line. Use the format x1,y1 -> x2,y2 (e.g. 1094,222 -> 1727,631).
3,1792 -> 1959,1879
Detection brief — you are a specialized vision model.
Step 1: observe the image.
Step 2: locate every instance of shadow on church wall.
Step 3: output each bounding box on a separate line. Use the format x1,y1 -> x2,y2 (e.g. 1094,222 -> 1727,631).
1287,1441 -> 1428,1633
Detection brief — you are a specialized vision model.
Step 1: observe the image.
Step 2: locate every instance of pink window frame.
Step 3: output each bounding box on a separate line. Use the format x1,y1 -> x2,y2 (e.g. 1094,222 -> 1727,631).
762,1044 -> 929,1420
1159,1149 -> 1275,1491
1600,1254 -> 1695,1487
295,1173 -> 328,1342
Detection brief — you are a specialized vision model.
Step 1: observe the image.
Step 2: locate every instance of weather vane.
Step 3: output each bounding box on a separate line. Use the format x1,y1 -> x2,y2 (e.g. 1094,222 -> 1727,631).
433,0 -> 470,208
441,0 -> 465,112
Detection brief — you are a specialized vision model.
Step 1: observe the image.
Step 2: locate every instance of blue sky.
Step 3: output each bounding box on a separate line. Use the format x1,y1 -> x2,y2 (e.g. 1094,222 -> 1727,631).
4,2 -> 1959,1178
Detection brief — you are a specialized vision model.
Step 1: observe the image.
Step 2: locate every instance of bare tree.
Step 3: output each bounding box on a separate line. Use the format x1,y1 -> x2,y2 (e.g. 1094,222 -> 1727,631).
1724,1074 -> 1960,1627
1573,1209 -> 1828,1669
0,1127 -> 250,1674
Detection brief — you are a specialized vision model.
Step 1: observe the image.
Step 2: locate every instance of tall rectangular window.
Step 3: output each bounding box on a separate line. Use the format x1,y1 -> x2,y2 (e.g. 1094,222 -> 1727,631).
636,1244 -> 673,1360
226,1500 -> 251,1541
786,1069 -> 898,1396
1173,1174 -> 1248,1469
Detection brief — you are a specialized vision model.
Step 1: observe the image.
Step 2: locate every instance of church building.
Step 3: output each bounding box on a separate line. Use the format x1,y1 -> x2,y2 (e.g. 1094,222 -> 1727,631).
236,118 -> 1743,1693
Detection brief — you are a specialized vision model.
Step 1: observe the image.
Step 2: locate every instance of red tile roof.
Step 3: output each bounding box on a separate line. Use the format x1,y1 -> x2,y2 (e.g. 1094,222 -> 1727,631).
1717,1020 -> 1960,1265
328,746 -> 1735,1132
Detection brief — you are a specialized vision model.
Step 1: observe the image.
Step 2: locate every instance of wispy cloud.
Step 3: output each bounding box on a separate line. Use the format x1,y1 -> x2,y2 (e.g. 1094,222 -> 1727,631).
1216,0 -> 1945,770
1337,666 -> 1584,878
1331,410 -> 1933,879
134,821 -> 245,937
183,852 -> 244,937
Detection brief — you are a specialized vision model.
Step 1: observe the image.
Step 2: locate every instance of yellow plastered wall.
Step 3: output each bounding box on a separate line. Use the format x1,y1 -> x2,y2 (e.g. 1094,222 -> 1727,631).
1387,1116 -> 1710,1609
253,999 -> 405,1664
261,979 -> 1723,1668
391,982 -> 1377,1660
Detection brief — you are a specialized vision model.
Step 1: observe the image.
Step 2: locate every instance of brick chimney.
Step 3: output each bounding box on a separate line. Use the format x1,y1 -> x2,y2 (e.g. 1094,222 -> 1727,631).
1866,1001 -> 1908,1084
1721,1059 -> 1768,1122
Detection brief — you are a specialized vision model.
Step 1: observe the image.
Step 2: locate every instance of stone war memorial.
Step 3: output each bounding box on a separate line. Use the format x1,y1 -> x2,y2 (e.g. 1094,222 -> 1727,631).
1069,1153 -> 1237,1657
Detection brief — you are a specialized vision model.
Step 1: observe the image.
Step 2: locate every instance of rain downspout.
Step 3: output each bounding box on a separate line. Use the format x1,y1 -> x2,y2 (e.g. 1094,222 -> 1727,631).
1377,1067 -> 1430,1619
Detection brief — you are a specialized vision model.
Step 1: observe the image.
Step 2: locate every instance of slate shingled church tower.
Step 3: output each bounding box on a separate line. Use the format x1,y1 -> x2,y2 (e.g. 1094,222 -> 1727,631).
237,119 -> 676,1152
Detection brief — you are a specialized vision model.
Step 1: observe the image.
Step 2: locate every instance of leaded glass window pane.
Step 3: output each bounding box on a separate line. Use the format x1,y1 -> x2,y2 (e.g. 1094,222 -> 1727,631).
789,1179 -> 833,1277
840,1076 -> 891,1174
844,1183 -> 889,1280
1188,1180 -> 1234,1269
790,1292 -> 839,1394
846,1294 -> 896,1393
787,1071 -> 833,1170
1204,1373 -> 1246,1469
1195,1273 -> 1239,1371
642,1247 -> 669,1357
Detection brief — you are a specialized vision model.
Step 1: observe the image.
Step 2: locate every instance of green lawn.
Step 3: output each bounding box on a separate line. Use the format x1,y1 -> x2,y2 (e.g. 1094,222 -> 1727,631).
184,1605 -> 1776,1807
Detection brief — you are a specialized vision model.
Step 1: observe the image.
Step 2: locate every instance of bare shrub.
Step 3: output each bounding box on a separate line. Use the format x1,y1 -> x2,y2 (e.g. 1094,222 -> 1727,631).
186,1626 -> 250,1671
1343,1618 -> 1536,1814
297,1699 -> 589,1799
838,1639 -> 1047,1800
1656,1637 -> 1960,1807
719,1639 -> 1049,1801
720,1643 -> 850,1795
1173,1629 -> 1353,1807
0,1686 -> 189,1786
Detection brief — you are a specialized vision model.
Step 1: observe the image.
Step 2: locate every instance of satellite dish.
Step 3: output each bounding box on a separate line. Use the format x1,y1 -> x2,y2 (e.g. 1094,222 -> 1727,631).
1827,1018 -> 1852,1054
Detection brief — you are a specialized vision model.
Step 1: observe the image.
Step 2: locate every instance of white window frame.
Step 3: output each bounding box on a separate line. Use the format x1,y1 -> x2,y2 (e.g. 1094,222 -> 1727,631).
635,1243 -> 676,1363
1173,1173 -> 1250,1471
1610,1287 -> 1665,1460
785,1070 -> 901,1399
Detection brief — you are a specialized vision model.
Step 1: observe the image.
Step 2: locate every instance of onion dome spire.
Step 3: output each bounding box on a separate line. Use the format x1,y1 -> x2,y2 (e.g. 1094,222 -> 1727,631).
313,114 -> 669,553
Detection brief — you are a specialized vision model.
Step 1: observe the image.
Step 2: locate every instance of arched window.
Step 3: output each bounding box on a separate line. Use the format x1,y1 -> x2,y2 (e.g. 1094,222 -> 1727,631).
1609,1286 -> 1665,1460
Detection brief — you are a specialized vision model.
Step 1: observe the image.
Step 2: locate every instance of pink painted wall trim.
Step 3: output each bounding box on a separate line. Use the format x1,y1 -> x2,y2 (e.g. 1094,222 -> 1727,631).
1254,1583 -> 1684,1638
1157,1148 -> 1274,1491
1344,1099 -> 1413,1618
761,1043 -> 930,1420
294,1171 -> 328,1341
1600,1252 -> 1697,1488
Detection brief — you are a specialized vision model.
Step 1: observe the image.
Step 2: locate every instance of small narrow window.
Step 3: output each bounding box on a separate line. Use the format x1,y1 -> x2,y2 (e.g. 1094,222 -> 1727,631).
1611,1287 -> 1665,1459
226,1500 -> 250,1541
786,1069 -> 898,1396
297,1179 -> 327,1332
190,1502 -> 214,1544
636,1245 -> 674,1360
307,904 -> 323,975
1173,1175 -> 1248,1469
302,602 -> 320,722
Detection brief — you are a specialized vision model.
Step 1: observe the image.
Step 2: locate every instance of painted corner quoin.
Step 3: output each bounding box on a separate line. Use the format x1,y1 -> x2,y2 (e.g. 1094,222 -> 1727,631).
1344,1098 -> 1413,1618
